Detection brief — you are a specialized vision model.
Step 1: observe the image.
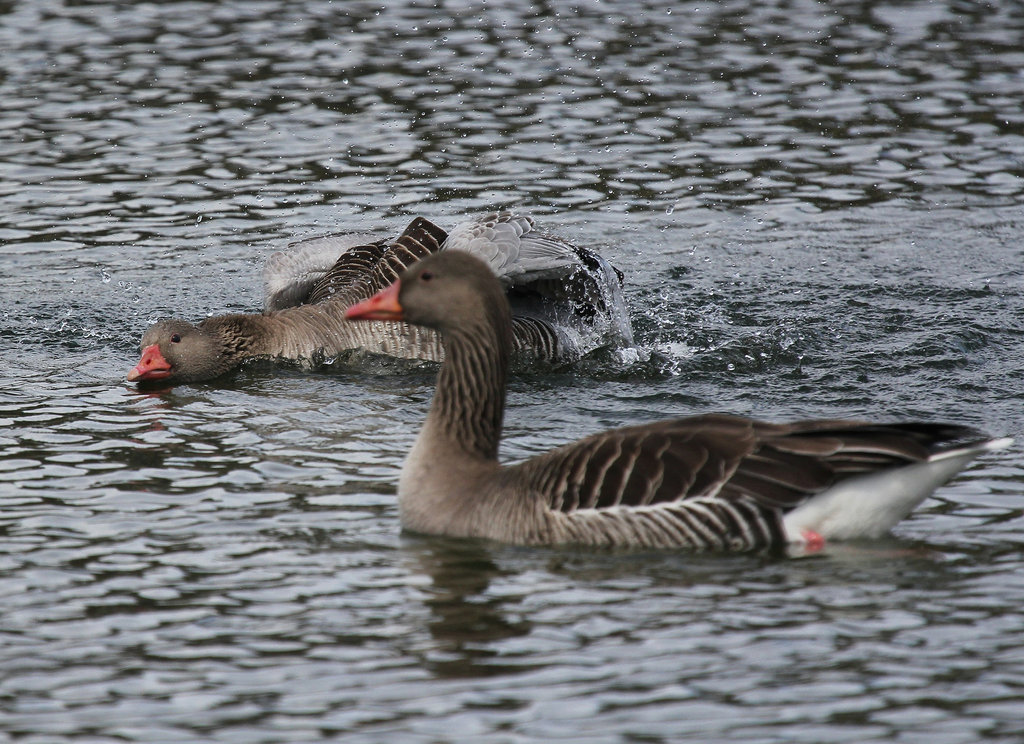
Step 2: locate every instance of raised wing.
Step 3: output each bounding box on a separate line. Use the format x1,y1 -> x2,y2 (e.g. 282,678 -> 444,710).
265,217 -> 448,311
444,212 -> 633,346
263,232 -> 386,312
444,212 -> 606,284
362,216 -> 449,293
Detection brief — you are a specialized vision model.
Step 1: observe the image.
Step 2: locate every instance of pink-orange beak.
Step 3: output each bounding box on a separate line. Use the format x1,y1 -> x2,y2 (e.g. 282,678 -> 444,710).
345,280 -> 404,321
127,344 -> 172,382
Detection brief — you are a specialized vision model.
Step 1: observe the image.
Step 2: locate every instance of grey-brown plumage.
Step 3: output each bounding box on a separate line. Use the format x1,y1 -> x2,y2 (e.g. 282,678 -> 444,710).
128,212 -> 631,385
346,251 -> 1011,552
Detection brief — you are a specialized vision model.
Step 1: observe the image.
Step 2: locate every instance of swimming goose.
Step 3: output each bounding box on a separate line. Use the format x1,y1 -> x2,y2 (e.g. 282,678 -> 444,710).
344,251 -> 1011,552
127,212 -> 632,385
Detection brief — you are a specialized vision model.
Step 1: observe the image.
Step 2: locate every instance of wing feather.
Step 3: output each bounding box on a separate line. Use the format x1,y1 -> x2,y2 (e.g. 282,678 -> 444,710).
301,241 -> 390,307
263,232 -> 386,311
514,415 -> 983,522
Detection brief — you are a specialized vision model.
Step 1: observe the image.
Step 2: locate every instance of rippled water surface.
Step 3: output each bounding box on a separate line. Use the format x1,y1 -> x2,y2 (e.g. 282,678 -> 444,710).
3,0 -> 1024,741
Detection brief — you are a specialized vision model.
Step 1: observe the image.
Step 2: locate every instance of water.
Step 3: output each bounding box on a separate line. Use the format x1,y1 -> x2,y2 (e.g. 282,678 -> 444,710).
2,0 -> 1024,741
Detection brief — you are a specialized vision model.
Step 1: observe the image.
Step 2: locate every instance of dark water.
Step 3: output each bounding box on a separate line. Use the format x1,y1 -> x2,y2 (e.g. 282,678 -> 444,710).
3,0 -> 1024,741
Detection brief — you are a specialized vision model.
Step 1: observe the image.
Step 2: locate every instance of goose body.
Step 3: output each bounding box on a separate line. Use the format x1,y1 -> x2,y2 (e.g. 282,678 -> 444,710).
345,251 -> 1011,552
127,212 -> 632,385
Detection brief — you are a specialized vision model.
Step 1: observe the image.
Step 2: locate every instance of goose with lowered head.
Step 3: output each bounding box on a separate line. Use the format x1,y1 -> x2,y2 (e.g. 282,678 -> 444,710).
127,212 -> 632,385
344,251 -> 1011,552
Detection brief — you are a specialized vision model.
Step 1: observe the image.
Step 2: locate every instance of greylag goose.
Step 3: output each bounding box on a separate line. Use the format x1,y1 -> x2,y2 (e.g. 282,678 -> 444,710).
127,212 -> 632,385
344,251 -> 1012,552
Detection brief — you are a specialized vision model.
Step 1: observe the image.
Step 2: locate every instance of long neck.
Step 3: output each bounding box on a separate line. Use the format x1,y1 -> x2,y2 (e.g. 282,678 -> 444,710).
428,309 -> 511,462
199,313 -> 269,365
197,310 -> 340,370
252,304 -> 352,359
205,304 -> 444,363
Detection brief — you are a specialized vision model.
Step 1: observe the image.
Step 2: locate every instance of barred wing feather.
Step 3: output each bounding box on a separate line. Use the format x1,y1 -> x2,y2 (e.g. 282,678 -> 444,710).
510,415 -> 984,551
272,217 -> 449,310
263,232 -> 386,312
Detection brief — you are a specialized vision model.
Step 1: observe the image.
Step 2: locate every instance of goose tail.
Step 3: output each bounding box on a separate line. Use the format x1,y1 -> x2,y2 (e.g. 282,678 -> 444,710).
783,436 -> 1013,544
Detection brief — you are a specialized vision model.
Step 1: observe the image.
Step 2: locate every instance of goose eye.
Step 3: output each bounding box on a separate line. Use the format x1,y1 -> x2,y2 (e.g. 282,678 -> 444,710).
170,333 -> 182,343
420,270 -> 433,282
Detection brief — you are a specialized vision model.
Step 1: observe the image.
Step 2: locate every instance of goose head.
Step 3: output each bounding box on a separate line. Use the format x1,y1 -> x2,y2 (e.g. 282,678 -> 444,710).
344,252 -> 509,337
127,319 -> 236,384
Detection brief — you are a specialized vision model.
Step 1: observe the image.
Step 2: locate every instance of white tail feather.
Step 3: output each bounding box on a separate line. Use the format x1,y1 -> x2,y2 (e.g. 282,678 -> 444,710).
783,437 -> 1013,542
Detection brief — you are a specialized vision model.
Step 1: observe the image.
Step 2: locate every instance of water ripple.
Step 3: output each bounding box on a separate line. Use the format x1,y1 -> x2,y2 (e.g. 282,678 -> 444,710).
3,0 -> 1024,742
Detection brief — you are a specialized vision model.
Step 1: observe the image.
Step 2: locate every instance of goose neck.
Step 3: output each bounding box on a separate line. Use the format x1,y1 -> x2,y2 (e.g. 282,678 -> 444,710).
201,314 -> 268,360
430,321 -> 510,462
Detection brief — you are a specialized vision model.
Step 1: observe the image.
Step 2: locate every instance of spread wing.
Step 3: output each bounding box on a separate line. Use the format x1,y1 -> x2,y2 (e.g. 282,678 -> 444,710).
443,212 -> 574,283
263,211 -> 630,361
444,212 -> 633,343
263,232 -> 386,312
443,211 -> 623,285
264,217 -> 448,311
360,217 -> 449,294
